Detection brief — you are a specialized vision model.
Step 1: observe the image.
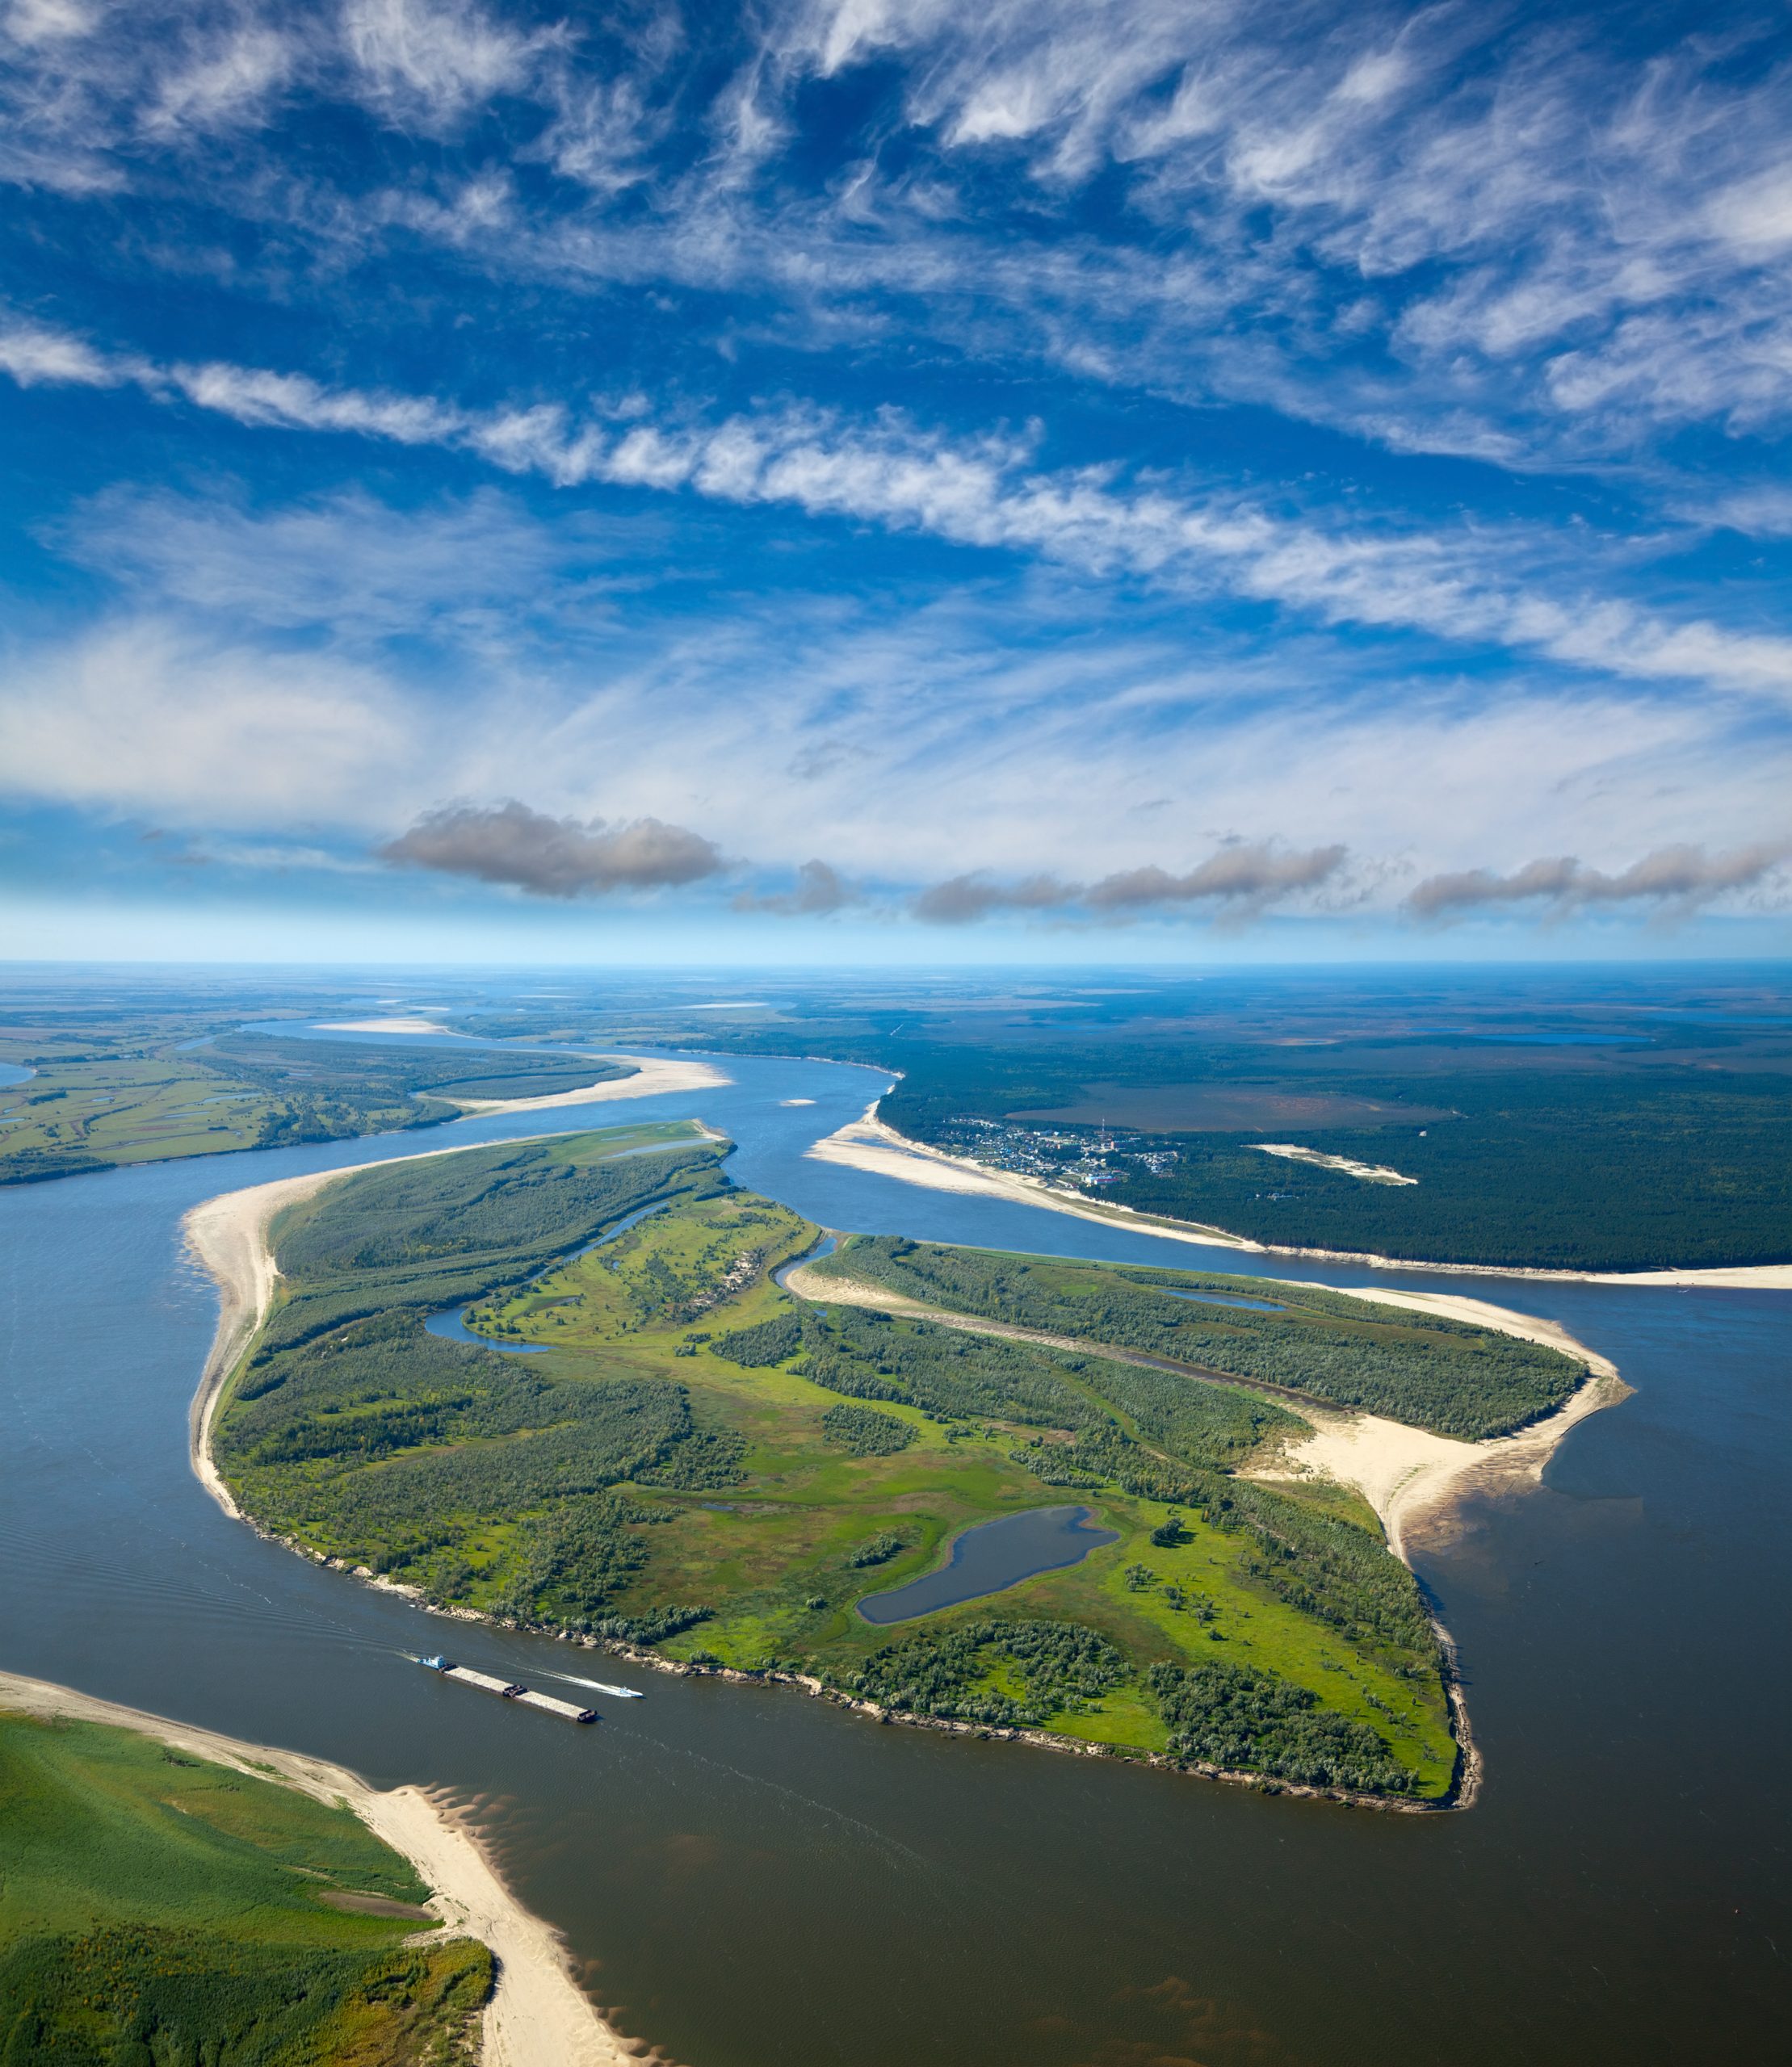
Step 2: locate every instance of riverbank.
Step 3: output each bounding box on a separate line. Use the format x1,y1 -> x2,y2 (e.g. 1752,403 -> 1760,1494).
186,1164 -> 346,1519
446,1053 -> 731,1113
0,1670 -> 630,2066
783,1260 -> 1626,1562
808,1104 -> 1792,1289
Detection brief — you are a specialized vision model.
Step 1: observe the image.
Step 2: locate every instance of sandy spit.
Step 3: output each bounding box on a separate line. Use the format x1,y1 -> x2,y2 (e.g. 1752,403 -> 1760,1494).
805,1107 -> 1255,1248
186,1166 -> 345,1520
0,1671 -> 633,2067
785,1263 -> 1626,1562
810,1105 -> 1792,1289
445,1054 -> 730,1114
317,1017 -> 455,1034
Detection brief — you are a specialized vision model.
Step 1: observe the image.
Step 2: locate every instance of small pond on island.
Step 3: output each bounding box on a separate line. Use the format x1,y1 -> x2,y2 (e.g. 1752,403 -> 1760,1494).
858,1505 -> 1121,1625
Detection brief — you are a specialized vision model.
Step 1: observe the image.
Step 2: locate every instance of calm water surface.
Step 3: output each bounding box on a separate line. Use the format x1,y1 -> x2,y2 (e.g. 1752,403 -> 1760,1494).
1,1042 -> 1786,2065
858,1505 -> 1119,1624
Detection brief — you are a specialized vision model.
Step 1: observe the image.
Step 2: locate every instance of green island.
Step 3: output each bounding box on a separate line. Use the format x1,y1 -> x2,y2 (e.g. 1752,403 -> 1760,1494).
0,1708 -> 487,2064
212,1123 -> 1591,1805
0,1007 -> 629,1187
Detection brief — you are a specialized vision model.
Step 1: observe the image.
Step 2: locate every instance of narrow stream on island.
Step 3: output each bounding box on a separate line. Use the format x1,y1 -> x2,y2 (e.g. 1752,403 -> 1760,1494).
0,1036 -> 1786,2067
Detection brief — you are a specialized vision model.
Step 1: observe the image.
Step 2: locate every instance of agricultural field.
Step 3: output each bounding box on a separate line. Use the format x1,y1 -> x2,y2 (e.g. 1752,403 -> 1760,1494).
0,1709 -> 488,2063
214,1124 -> 1534,1802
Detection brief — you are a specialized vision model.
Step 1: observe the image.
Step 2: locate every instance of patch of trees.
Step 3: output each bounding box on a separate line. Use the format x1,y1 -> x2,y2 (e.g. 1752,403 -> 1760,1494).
711,1313 -> 804,1365
820,1402 -> 916,1455
847,1619 -> 1128,1728
802,1310 -> 1106,1428
820,1239 -> 1582,1439
1147,1659 -> 1416,1793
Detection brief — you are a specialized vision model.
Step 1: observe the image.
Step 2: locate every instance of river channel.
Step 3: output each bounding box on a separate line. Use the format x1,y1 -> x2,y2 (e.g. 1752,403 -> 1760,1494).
1,1041 -> 1786,2065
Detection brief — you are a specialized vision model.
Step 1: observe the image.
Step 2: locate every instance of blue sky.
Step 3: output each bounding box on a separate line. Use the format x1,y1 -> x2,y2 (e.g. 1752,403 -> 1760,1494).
1,0 -> 1790,963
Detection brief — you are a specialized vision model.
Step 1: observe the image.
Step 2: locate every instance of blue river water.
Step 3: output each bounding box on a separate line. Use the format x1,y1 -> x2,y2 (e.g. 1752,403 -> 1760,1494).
0,1040 -> 1786,2066
858,1506 -> 1121,1624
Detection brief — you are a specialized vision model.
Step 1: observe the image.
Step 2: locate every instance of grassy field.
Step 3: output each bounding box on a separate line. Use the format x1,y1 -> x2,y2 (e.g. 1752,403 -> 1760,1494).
0,1709 -> 489,2063
220,1126 -> 1479,1800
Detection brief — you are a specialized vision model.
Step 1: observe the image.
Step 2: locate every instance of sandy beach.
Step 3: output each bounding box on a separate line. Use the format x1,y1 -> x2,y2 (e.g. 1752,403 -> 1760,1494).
805,1106 -> 1257,1247
185,1164 -> 346,1519
0,1669 -> 633,2067
808,1104 -> 1792,1289
444,1052 -> 730,1113
784,1260 -> 1626,1561
317,1017 -> 457,1034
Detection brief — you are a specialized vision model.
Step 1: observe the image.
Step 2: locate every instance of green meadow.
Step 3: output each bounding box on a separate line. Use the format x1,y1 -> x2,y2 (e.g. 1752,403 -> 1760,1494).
210,1123 -> 1537,1801
0,1709 -> 489,2064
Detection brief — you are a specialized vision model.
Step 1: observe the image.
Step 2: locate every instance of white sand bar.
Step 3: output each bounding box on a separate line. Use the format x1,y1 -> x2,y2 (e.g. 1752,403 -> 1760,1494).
823,1108 -> 1790,1288
317,1017 -> 458,1034
789,1258 -> 1626,1561
1256,1144 -> 1416,1185
805,1107 -> 1254,1248
445,1054 -> 730,1113
0,1671 -> 633,2067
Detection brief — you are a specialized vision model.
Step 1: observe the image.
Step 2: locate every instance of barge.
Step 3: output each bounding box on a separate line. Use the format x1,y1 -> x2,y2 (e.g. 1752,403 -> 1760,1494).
419,1655 -> 598,1724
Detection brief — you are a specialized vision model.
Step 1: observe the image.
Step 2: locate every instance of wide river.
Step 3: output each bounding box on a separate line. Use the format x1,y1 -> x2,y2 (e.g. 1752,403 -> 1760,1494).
2,1044 -> 1786,2065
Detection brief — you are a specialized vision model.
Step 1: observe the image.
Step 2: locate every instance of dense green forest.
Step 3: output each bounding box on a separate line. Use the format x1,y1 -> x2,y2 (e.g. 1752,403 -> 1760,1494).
535,973 -> 1791,1271
875,1046 -> 1792,1271
0,1709 -> 489,2064
217,1129 -> 1479,1799
814,1238 -> 1584,1438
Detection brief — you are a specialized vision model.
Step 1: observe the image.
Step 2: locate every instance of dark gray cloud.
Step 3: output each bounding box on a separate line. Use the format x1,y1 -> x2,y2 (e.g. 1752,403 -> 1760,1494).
912,872 -> 1079,925
912,845 -> 1346,925
1085,844 -> 1348,911
1408,842 -> 1792,920
381,799 -> 723,898
732,858 -> 859,916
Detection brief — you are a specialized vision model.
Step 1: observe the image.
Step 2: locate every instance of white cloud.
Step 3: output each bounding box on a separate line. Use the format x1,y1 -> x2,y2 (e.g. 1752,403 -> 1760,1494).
142,25 -> 294,137
58,484 -> 569,633
0,618 -> 410,823
342,0 -> 560,129
0,320 -> 132,386
7,318 -> 1792,705
2,483 -> 1786,922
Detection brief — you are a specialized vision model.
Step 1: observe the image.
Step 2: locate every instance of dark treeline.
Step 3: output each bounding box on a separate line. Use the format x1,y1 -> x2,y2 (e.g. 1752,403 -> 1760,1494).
875,1042 -> 1792,1271
819,1239 -> 1581,1439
